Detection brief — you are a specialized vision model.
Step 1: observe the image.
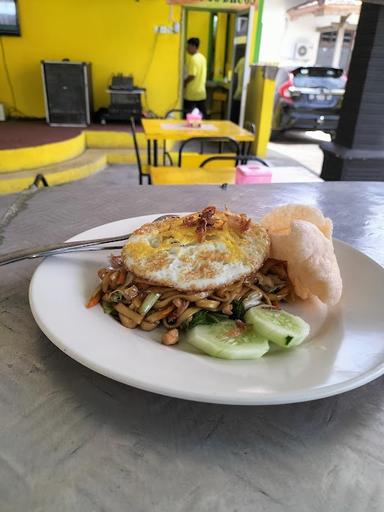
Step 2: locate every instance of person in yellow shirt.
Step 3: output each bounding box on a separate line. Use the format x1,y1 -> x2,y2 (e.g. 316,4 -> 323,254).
184,37 -> 207,117
231,56 -> 245,123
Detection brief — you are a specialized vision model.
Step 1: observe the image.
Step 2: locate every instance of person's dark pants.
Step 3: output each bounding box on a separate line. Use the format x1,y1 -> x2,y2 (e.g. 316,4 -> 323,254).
183,99 -> 207,118
230,99 -> 241,124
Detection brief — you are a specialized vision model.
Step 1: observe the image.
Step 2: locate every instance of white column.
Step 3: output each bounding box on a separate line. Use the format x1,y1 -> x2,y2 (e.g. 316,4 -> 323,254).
332,18 -> 347,68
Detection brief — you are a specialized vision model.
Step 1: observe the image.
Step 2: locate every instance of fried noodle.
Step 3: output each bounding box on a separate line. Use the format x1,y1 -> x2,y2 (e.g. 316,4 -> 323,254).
87,256 -> 294,340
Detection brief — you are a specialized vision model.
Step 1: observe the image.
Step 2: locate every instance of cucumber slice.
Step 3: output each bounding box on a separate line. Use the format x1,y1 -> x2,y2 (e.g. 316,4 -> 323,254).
245,307 -> 310,348
186,320 -> 269,360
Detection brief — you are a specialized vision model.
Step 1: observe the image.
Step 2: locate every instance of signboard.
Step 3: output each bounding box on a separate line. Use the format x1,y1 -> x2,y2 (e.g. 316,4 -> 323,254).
167,0 -> 257,10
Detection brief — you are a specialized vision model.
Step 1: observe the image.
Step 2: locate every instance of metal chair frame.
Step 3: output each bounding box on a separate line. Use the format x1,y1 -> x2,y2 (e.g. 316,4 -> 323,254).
130,117 -> 151,185
32,174 -> 49,188
164,108 -> 187,119
177,137 -> 240,167
199,154 -> 269,168
244,121 -> 256,155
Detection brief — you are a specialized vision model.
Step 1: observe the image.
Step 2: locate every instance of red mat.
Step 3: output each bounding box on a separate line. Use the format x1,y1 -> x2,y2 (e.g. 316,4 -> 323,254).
0,120 -> 133,150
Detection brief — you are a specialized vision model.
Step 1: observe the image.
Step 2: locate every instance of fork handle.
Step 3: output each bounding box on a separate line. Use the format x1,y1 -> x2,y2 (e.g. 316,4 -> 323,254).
0,234 -> 130,267
0,214 -> 179,266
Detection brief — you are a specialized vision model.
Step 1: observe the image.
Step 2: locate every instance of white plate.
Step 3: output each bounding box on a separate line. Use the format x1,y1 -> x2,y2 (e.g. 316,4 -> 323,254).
29,214 -> 384,405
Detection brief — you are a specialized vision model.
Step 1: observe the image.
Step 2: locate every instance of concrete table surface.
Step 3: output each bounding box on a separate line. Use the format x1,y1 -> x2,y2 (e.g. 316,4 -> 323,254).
0,178 -> 384,512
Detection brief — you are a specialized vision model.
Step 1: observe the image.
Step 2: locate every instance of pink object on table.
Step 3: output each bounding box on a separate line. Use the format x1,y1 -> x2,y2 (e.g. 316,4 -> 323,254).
186,112 -> 203,127
235,163 -> 272,184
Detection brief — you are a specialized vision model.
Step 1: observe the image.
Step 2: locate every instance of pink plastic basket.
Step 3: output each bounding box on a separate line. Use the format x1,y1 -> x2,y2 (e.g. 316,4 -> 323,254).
235,163 -> 272,184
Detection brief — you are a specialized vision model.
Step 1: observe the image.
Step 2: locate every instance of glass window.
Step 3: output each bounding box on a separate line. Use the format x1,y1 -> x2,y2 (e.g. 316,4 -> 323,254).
0,0 -> 20,36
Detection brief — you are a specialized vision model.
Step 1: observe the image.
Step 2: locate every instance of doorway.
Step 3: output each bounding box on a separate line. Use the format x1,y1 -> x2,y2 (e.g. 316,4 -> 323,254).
183,8 -> 250,122
316,29 -> 356,72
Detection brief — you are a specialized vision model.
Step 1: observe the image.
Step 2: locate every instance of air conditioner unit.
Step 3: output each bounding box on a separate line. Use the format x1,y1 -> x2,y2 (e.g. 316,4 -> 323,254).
293,40 -> 312,61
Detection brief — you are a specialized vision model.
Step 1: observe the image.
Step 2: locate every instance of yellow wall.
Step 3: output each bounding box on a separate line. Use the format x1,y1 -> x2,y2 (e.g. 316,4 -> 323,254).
213,13 -> 228,79
0,0 -> 181,118
186,10 -> 210,60
225,14 -> 236,76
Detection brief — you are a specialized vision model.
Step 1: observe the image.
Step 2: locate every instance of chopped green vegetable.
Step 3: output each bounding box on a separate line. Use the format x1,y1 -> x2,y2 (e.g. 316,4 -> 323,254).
109,290 -> 124,303
182,310 -> 228,331
101,301 -> 115,315
139,292 -> 161,315
285,335 -> 293,346
231,299 -> 245,321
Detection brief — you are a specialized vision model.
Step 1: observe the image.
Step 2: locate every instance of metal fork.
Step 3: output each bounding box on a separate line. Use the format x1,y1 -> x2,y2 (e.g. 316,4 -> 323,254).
0,214 -> 179,266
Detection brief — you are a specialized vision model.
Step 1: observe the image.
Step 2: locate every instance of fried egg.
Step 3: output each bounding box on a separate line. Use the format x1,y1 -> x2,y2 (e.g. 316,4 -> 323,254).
122,208 -> 270,291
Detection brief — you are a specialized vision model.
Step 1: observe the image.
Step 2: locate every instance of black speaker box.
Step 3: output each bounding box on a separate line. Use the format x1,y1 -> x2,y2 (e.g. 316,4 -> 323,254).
41,60 -> 93,126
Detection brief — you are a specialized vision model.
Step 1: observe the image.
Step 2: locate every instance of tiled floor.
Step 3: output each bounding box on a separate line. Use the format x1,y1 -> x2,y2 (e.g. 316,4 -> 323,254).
268,130 -> 331,176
